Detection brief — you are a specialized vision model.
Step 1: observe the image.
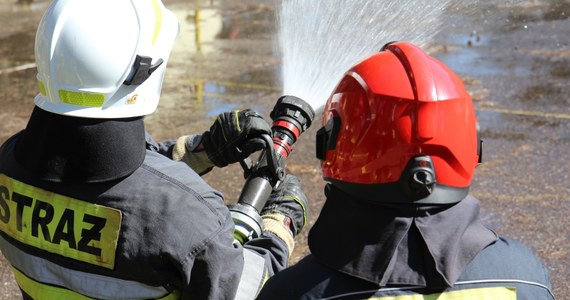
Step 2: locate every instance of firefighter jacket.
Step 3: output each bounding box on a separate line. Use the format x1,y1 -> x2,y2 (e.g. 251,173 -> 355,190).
257,184 -> 554,300
0,107 -> 289,299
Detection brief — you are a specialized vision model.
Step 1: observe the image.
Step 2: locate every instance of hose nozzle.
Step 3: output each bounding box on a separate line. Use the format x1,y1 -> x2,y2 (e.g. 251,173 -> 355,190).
230,95 -> 315,243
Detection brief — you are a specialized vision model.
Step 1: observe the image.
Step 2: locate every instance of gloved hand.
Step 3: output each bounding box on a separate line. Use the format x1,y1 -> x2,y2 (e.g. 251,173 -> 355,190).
201,109 -> 272,168
261,174 -> 309,247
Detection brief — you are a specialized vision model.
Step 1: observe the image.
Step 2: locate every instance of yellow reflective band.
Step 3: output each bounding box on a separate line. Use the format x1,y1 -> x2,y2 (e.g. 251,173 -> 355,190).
13,268 -> 181,300
0,174 -> 122,269
158,289 -> 181,300
37,80 -> 46,96
369,286 -> 516,300
13,267 -> 93,300
151,0 -> 163,45
59,89 -> 105,107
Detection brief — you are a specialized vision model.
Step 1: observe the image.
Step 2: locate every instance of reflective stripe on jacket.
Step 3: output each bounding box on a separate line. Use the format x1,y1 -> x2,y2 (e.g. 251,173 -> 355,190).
0,133 -> 288,299
257,237 -> 555,300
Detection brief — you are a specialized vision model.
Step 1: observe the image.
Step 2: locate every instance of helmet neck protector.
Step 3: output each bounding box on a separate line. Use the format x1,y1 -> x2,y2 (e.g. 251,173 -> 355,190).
15,107 -> 146,183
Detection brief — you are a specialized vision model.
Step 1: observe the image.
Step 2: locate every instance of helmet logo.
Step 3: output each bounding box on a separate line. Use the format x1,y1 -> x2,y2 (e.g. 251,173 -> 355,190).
127,94 -> 139,104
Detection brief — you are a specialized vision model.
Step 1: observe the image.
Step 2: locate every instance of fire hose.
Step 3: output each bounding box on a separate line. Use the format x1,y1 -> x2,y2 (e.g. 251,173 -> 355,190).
229,95 -> 315,243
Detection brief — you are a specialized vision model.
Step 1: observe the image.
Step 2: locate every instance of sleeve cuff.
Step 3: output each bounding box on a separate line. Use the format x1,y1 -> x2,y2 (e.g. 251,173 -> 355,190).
262,213 -> 295,255
172,135 -> 214,175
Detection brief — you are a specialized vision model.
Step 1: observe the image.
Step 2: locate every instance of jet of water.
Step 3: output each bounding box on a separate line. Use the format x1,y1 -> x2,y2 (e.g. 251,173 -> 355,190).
275,0 -> 453,111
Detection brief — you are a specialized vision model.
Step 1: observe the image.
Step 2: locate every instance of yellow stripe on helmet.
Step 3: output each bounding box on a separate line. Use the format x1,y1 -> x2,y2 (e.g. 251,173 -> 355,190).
151,0 -> 163,45
59,90 -> 105,107
38,80 -> 46,96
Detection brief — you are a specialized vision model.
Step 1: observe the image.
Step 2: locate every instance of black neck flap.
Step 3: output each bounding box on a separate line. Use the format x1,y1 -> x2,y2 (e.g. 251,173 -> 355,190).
308,184 -> 497,288
15,106 -> 146,183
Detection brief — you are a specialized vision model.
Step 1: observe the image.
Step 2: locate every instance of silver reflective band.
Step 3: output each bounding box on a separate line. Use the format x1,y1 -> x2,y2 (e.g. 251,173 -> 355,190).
320,279 -> 555,300
234,249 -> 266,300
0,236 -> 171,299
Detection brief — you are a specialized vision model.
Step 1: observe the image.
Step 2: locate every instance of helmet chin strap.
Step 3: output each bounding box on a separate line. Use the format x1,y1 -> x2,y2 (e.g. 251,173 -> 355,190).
123,55 -> 164,86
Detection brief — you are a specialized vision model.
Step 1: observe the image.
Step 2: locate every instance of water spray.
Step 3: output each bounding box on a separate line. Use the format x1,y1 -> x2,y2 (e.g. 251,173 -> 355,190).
277,0 -> 453,110
229,95 -> 315,243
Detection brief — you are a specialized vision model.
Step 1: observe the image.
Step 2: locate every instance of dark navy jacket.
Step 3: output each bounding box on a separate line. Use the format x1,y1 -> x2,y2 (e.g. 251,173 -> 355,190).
257,237 -> 554,299
257,184 -> 554,300
0,107 -> 289,299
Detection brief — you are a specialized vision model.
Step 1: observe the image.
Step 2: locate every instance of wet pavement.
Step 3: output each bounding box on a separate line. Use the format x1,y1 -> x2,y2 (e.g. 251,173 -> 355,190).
0,0 -> 568,299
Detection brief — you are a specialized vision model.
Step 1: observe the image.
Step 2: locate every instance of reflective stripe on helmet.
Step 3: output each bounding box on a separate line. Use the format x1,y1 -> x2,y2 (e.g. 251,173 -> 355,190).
38,80 -> 46,96
151,0 -> 163,45
59,90 -> 105,107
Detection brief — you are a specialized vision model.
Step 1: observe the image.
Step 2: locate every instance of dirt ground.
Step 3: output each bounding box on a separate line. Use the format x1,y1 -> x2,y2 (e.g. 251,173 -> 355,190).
0,0 -> 568,299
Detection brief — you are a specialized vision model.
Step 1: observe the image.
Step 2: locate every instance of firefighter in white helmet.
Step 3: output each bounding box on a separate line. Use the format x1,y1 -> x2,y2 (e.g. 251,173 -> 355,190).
0,0 -> 307,299
257,42 -> 554,300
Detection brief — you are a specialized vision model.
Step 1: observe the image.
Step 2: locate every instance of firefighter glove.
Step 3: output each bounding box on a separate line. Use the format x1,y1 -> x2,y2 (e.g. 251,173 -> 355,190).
261,174 -> 309,239
202,109 -> 272,168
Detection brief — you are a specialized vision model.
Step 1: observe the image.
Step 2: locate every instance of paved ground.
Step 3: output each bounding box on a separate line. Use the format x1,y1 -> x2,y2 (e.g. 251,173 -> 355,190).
0,0 -> 568,299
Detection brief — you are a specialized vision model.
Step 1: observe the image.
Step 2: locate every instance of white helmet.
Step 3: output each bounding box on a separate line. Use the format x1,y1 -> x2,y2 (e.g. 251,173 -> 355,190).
34,0 -> 179,118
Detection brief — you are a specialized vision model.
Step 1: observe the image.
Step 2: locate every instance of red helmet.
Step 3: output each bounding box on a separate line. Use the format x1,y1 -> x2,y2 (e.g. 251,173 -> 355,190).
316,42 -> 482,204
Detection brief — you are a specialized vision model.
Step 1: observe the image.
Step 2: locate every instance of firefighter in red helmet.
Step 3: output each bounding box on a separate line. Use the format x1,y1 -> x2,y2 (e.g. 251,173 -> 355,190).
257,42 -> 554,299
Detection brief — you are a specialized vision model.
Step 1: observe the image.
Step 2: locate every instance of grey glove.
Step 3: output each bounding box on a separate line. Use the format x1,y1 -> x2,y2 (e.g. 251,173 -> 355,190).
261,174 -> 309,238
201,109 -> 272,168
